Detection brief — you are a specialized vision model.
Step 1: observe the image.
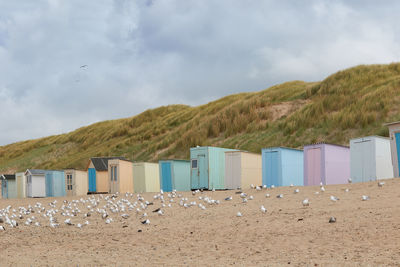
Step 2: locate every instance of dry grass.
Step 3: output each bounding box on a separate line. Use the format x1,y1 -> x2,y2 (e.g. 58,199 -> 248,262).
1,63 -> 400,172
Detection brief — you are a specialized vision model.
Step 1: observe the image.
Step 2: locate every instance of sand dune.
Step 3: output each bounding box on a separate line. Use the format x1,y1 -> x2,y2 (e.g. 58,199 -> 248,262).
1,179 -> 400,266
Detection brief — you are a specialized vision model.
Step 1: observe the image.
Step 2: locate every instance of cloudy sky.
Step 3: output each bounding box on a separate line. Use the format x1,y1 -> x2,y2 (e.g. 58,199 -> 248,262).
0,1 -> 399,145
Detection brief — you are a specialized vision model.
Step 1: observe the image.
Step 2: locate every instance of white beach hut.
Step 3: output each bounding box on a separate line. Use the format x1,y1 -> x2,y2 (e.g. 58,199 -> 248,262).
350,136 -> 393,183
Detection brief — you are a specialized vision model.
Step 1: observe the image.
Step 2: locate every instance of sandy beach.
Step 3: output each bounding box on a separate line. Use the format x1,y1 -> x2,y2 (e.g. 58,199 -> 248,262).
1,179 -> 400,266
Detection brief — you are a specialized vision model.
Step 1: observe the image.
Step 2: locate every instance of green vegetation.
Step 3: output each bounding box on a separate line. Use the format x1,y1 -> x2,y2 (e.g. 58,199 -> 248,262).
1,63 -> 400,172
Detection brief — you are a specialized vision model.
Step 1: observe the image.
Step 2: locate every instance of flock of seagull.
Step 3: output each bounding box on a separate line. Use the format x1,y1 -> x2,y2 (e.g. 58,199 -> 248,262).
0,180 -> 385,231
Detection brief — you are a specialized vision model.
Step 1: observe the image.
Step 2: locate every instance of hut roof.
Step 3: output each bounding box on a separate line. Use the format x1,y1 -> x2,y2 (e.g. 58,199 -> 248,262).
27,169 -> 47,175
90,157 -> 126,171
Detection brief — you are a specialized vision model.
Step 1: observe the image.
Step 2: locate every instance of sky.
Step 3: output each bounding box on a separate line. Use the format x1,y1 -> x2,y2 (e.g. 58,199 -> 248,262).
0,0 -> 400,146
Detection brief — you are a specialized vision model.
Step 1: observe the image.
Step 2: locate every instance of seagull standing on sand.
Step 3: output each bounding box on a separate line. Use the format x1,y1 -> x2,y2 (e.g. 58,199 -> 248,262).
330,195 -> 339,202
302,199 -> 309,206
362,195 -> 370,201
260,205 -> 266,213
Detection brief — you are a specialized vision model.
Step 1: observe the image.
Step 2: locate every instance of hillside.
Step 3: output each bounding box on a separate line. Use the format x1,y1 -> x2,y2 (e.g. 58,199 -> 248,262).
1,63 -> 400,172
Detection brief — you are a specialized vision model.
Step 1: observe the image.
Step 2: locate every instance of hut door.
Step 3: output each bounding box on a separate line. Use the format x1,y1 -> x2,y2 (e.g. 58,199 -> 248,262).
161,162 -> 173,192
307,148 -> 322,185
265,151 -> 279,187
88,168 -> 96,192
362,140 -> 374,182
396,133 -> 400,175
110,165 -> 119,193
1,179 -> 7,198
26,175 -> 32,197
66,173 -> 73,196
197,154 -> 208,189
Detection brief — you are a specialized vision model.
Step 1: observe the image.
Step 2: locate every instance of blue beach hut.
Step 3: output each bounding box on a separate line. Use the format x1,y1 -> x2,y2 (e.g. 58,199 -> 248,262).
45,170 -> 66,197
159,160 -> 190,192
262,147 -> 304,187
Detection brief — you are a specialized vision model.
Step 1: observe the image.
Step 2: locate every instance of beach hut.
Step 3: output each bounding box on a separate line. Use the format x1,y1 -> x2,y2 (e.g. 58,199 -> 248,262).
225,151 -> 262,190
108,159 -> 134,194
303,143 -> 350,186
159,160 -> 190,192
25,169 -> 46,198
64,169 -> 88,196
86,157 -> 126,193
262,147 -> 304,188
45,170 -> 66,197
0,174 -> 17,199
190,146 -> 237,190
16,172 -> 26,198
350,136 -> 393,183
386,121 -> 400,177
132,162 -> 160,193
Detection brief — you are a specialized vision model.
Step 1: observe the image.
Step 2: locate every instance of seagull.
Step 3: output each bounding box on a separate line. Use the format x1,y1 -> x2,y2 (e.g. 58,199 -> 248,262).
0,226 -> 4,231
105,218 -> 112,224
330,195 -> 339,202
294,188 -> 300,194
302,199 -> 309,206
344,188 -> 350,192
362,195 -> 370,201
152,208 -> 161,213
263,185 -> 267,189
242,198 -> 248,203
348,178 -> 352,184
320,186 -> 325,192
290,183 -> 294,187
265,193 -> 270,198
157,210 -> 164,216
329,217 -> 336,223
378,182 -> 385,187
224,196 -> 232,201
276,194 -> 283,199
141,219 -> 150,225
236,212 -> 242,217
121,214 -> 129,219
271,185 -> 275,189
256,186 -> 261,191
248,196 -> 254,200
64,218 -> 73,226
50,222 -> 59,228
260,205 -> 266,213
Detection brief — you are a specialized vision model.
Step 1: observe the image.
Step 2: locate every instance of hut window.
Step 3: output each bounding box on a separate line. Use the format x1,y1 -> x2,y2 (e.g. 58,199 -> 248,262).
67,174 -> 73,190
191,159 -> 198,169
111,166 -> 117,181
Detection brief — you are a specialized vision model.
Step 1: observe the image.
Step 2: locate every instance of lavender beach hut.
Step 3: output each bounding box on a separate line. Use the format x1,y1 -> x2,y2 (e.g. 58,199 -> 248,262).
303,143 -> 350,186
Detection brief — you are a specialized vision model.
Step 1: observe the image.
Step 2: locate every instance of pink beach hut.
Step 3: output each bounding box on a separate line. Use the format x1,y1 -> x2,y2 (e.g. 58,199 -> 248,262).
303,143 -> 350,186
